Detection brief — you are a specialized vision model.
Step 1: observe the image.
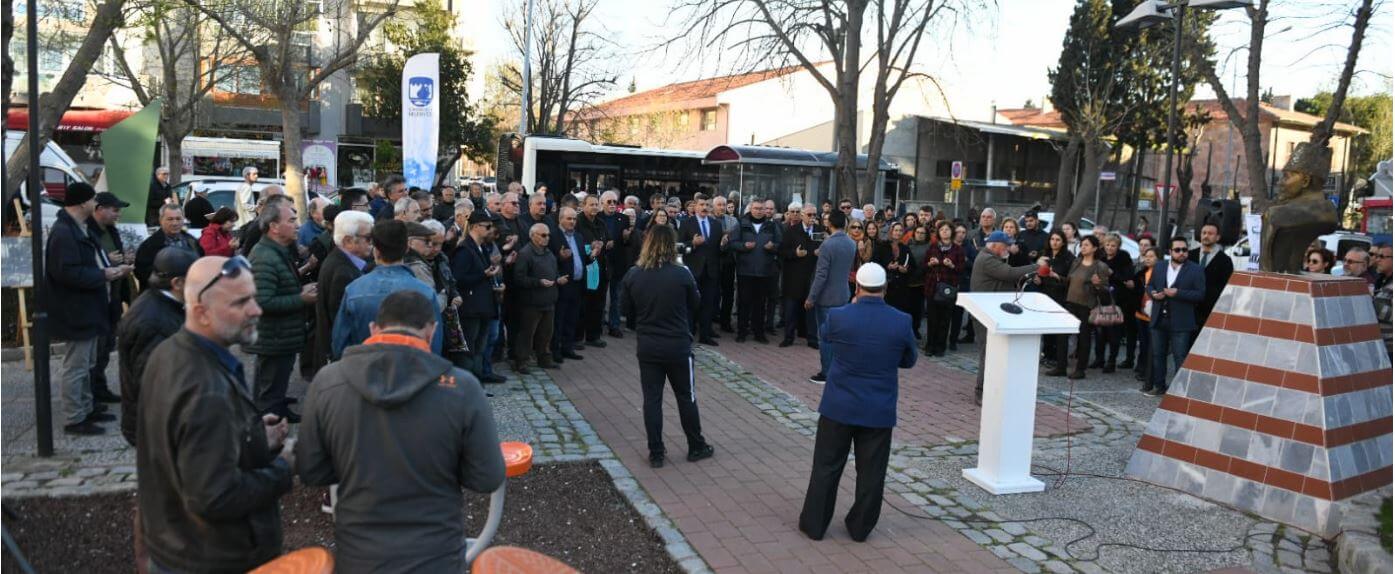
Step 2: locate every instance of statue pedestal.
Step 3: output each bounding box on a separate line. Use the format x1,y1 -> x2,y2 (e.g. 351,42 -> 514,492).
1124,272 -> 1392,536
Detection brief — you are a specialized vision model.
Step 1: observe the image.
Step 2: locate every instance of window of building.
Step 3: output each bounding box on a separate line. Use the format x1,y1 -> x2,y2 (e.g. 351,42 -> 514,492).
700,109 -> 717,131
217,65 -> 263,95
678,112 -> 690,128
628,116 -> 640,135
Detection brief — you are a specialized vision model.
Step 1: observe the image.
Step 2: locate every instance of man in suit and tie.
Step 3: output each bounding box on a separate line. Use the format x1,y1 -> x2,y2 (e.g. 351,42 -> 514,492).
780,203 -> 821,348
1145,236 -> 1207,396
451,212 -> 507,383
798,263 -> 917,542
550,207 -> 593,364
680,195 -> 725,346
1188,221 -> 1233,334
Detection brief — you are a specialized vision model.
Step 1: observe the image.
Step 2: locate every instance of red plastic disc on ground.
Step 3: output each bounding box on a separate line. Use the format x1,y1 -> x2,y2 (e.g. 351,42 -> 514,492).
501,441 -> 533,478
472,546 -> 579,574
249,547 -> 333,574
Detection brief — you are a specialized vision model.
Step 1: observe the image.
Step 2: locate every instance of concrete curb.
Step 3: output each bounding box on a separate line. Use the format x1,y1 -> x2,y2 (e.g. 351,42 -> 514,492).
1334,487 -> 1392,574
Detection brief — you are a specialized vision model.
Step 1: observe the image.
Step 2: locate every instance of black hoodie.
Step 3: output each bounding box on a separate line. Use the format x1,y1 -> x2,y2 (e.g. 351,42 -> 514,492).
296,337 -> 505,573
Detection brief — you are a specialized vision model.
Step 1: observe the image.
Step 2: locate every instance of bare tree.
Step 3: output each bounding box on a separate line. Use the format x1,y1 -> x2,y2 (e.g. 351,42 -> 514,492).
188,0 -> 398,216
664,0 -> 869,203
499,0 -> 617,136
102,1 -> 252,185
1195,0 -> 1379,208
4,0 -> 129,198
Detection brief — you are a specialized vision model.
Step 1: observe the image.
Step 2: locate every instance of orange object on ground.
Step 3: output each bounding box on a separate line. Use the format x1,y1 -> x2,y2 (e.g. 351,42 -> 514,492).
471,546 -> 579,574
248,547 -> 333,574
501,442 -> 533,478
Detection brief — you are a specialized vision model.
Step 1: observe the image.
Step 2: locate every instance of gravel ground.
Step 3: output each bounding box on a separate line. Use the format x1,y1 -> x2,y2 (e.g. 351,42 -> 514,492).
1,461 -> 680,574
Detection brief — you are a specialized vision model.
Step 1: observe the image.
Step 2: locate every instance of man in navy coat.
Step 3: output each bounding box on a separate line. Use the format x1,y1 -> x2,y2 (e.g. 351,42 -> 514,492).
799,263 -> 917,542
1145,235 -> 1207,396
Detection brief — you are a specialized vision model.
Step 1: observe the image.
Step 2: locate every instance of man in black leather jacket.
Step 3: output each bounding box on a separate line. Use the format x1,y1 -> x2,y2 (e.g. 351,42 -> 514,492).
117,248 -> 197,446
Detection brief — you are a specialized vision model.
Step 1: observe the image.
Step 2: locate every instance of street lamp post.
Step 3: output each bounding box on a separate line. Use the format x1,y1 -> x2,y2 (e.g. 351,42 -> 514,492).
520,0 -> 534,136
1116,0 -> 1249,240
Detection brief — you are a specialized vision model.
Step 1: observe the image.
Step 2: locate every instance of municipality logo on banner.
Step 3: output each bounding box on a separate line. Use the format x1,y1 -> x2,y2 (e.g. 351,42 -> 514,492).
402,53 -> 441,190
408,77 -> 434,107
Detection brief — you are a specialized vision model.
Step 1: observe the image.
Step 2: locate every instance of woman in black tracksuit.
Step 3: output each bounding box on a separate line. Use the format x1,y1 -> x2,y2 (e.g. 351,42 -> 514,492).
621,224 -> 715,469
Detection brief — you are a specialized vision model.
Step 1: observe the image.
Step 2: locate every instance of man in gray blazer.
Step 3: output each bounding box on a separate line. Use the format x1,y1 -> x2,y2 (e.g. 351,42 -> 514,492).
805,210 -> 856,384
969,231 -> 1044,405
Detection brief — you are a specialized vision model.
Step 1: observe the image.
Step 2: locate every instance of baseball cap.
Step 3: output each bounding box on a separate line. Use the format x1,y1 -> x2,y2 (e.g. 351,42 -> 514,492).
95,192 -> 130,209
985,231 -> 1014,245
855,263 -> 887,288
405,221 -> 435,238
468,212 -> 493,226
149,247 -> 199,289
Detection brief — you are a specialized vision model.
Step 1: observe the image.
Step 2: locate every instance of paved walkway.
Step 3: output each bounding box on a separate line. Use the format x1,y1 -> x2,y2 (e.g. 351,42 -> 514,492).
548,334 -> 1016,573
714,338 -> 1087,444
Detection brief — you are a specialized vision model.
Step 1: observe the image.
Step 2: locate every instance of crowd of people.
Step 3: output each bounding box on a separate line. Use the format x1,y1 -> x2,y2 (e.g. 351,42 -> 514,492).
36,164 -> 1393,569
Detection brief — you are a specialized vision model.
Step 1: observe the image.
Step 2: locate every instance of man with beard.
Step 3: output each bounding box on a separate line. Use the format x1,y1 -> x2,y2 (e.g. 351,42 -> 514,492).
137,255 -> 295,572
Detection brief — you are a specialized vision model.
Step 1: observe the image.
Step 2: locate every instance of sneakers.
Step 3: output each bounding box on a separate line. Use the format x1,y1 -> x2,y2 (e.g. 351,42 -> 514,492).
64,420 -> 105,435
687,444 -> 715,462
809,373 -> 826,385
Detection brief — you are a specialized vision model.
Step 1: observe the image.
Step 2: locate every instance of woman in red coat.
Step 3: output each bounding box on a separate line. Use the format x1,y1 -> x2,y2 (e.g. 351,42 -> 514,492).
921,221 -> 964,356
198,207 -> 238,257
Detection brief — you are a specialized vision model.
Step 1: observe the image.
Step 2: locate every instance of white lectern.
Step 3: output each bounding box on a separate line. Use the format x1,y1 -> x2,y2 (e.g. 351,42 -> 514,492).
956,292 -> 1080,494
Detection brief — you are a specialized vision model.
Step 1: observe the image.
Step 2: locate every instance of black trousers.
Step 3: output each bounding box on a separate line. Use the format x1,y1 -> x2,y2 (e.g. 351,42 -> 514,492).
1058,303 -> 1094,374
782,297 -> 813,341
457,315 -> 491,377
765,275 -> 780,331
799,416 -> 893,541
694,273 -> 719,339
553,280 -> 583,356
718,258 -> 737,328
925,300 -> 954,354
736,275 -> 771,337
252,353 -> 297,416
640,357 -> 707,456
582,277 -> 608,342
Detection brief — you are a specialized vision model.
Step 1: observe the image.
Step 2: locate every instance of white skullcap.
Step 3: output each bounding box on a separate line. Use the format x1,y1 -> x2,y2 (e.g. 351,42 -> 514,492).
855,263 -> 886,288
788,201 -> 803,211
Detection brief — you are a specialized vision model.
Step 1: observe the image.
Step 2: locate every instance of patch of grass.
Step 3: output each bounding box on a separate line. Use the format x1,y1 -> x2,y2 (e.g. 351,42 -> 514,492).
1380,497 -> 1391,553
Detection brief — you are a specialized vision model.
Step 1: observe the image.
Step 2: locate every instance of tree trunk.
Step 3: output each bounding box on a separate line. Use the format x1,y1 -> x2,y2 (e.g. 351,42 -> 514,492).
1052,136 -> 1082,217
165,136 -> 184,186
861,96 -> 892,207
3,0 -> 13,108
1311,0 -> 1373,146
280,100 -> 307,221
1060,139 -> 1106,225
435,147 -> 463,188
834,1 -> 866,205
1174,151 -> 1196,234
3,0 -> 129,195
1127,147 -> 1143,235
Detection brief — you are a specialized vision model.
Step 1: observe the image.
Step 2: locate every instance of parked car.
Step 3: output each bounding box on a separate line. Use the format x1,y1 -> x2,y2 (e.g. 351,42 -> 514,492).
1225,231 -> 1372,272
1031,212 -> 1140,259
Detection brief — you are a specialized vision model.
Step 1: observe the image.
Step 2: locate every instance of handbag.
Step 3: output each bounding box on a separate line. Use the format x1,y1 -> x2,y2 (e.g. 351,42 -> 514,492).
1089,287 -> 1124,326
932,281 -> 958,304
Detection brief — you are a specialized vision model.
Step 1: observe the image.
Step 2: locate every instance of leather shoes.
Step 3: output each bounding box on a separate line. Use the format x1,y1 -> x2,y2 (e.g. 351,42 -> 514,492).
562,351 -> 584,360
699,338 -> 719,346
609,328 -> 624,338
93,391 -> 121,403
85,412 -> 116,423
586,339 -> 608,349
649,454 -> 665,469
64,420 -> 105,435
753,336 -> 770,344
806,341 -> 819,350
481,374 -> 507,384
778,339 -> 794,348
687,444 -> 715,462
1045,368 -> 1067,377
735,335 -> 747,343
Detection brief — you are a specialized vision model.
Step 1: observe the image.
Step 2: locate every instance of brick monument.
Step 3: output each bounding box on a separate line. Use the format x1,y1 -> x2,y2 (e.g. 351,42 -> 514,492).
1124,271 -> 1392,536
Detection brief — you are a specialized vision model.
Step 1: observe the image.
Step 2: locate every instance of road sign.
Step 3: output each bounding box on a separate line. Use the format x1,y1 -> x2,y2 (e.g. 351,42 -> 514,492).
1100,171 -> 1116,181
1154,184 -> 1175,201
950,179 -> 963,191
951,161 -> 964,181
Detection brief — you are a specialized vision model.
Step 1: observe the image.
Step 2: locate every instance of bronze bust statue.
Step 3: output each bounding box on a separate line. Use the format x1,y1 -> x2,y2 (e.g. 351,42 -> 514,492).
1260,141 -> 1339,273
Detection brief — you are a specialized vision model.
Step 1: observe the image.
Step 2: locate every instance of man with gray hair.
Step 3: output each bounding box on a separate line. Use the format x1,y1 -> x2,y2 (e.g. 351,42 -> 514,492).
247,201 -> 318,422
316,210 -> 375,368
711,194 -> 739,333
236,166 -> 260,227
134,204 -> 203,292
393,195 -> 422,222
147,166 -> 173,227
299,197 -> 331,248
373,175 -> 408,221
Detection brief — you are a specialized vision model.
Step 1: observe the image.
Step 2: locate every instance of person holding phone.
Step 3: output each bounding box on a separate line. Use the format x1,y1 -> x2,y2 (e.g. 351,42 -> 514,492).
1143,236 -> 1206,396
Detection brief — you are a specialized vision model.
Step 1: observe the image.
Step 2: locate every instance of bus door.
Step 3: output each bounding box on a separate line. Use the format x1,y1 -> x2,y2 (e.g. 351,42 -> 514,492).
566,163 -> 620,194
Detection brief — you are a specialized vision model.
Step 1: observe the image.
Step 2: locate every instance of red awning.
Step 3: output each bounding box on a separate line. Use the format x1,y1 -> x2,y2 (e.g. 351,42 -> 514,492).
5,108 -> 135,133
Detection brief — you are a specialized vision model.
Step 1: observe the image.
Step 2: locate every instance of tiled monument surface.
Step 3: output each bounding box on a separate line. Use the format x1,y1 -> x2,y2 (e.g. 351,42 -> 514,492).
1125,271 -> 1392,536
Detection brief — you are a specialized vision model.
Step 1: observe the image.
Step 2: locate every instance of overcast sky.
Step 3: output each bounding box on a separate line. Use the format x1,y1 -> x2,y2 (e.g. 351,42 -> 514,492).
465,0 -> 1393,112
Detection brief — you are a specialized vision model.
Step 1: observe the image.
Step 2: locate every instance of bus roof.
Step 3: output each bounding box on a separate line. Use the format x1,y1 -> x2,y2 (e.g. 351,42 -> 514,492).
525,136 -> 706,160
703,144 -> 898,172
